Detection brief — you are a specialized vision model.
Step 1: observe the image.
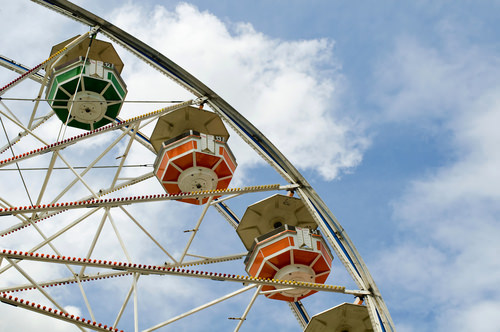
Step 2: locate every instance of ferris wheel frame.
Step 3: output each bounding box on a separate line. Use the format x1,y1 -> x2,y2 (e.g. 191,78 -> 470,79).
0,0 -> 395,331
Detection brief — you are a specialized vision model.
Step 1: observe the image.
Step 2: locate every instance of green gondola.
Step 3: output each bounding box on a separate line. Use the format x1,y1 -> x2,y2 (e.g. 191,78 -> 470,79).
46,36 -> 127,130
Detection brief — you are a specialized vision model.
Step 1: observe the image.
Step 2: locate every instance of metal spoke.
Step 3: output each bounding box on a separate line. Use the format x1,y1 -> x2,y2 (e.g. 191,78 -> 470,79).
0,293 -> 117,332
119,206 -> 178,264
46,126 -> 134,204
0,184 -> 291,216
0,271 -> 130,293
133,273 -> 139,332
26,68 -> 50,129
5,258 -> 86,332
107,212 -> 132,262
143,285 -> 257,332
0,105 -> 48,144
110,122 -> 140,189
24,218 -> 80,276
34,152 -> 58,216
75,274 -> 96,322
0,249 -> 363,296
0,171 -> 153,236
178,196 -> 213,264
0,207 -> 101,276
0,28 -> 97,96
172,252 -> 246,268
234,285 -> 262,332
55,151 -> 99,198
0,100 -> 22,124
79,208 -> 109,277
113,274 -> 140,328
0,100 -> 194,168
0,111 -> 54,155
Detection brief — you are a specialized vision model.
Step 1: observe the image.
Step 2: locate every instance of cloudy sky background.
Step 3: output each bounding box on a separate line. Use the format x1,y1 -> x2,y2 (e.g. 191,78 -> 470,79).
1,1 -> 499,331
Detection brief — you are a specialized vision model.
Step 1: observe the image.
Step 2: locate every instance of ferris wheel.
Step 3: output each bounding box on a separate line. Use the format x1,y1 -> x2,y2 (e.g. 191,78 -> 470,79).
0,1 -> 395,331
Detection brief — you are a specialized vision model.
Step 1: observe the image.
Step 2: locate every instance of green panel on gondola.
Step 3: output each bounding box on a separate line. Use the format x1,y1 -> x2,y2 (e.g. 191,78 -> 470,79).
55,66 -> 82,84
83,76 -> 109,93
47,66 -> 82,102
53,106 -> 69,123
105,104 -> 121,119
102,84 -> 119,101
93,118 -> 111,130
61,78 -> 82,96
53,89 -> 70,108
108,72 -> 126,98
67,118 -> 91,131
46,58 -> 127,131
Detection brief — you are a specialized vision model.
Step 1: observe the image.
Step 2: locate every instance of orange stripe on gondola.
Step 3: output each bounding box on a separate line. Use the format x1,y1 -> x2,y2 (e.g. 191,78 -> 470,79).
291,249 -> 320,266
312,258 -> 331,274
166,141 -> 196,159
260,237 -> 291,258
268,251 -> 291,269
216,178 -> 231,190
258,261 -> 277,279
220,147 -> 236,172
214,160 -> 232,178
318,241 -> 333,266
172,153 -> 194,170
195,152 -> 220,168
179,197 -> 203,205
315,274 -> 328,284
156,150 -> 170,180
245,228 -> 333,302
162,166 -> 181,182
249,251 -> 265,277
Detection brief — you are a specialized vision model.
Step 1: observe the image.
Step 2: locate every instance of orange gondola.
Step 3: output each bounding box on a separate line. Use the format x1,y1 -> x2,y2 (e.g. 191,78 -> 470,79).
151,106 -> 237,204
244,225 -> 333,302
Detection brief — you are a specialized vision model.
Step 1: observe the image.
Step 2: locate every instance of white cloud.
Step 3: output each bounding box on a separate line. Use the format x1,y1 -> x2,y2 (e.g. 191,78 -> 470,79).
372,35 -> 499,126
439,301 -> 500,332
0,305 -> 87,331
372,33 -> 500,331
109,2 -> 368,180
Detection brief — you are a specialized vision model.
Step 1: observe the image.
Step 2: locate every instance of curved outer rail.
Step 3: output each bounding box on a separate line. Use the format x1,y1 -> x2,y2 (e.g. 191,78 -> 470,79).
30,1 -> 395,330
0,55 -> 45,83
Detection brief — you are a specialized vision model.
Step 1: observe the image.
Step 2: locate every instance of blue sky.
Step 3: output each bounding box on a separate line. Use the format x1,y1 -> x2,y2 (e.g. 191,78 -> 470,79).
1,1 -> 500,331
